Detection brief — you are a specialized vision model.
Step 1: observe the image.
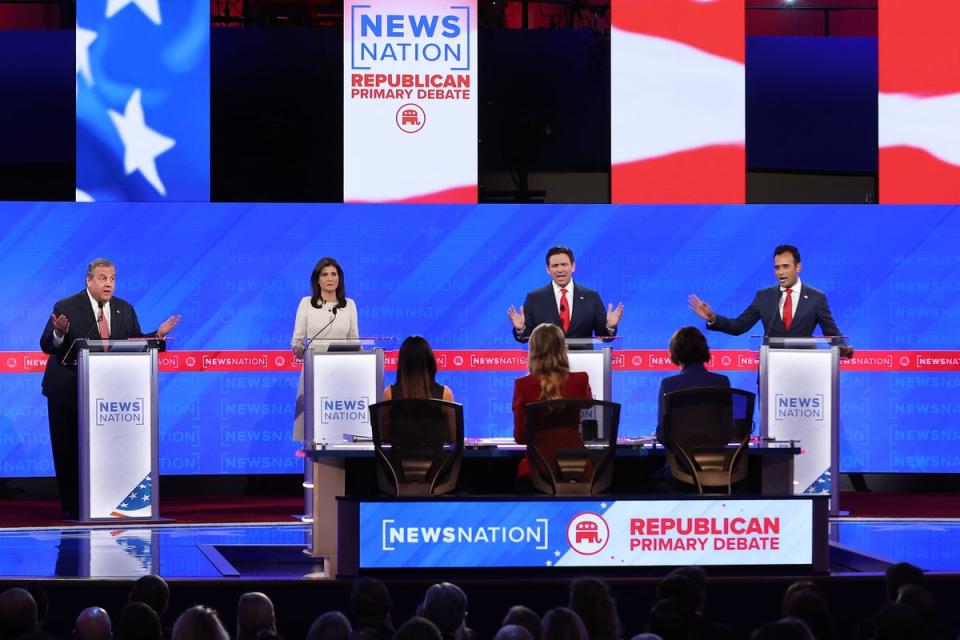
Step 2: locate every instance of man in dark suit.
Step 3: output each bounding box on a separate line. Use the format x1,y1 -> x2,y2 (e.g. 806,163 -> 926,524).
508,245 -> 623,342
688,244 -> 853,357
39,258 -> 180,519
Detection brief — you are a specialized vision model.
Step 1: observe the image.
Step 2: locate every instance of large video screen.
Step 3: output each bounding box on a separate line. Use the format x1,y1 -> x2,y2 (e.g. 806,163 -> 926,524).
1,203 -> 957,476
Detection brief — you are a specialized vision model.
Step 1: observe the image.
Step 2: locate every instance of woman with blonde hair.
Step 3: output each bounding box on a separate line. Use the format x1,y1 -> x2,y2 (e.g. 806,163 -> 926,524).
512,323 -> 592,480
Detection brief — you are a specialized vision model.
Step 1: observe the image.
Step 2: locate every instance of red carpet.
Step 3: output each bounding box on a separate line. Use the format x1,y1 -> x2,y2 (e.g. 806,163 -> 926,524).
0,495 -> 303,528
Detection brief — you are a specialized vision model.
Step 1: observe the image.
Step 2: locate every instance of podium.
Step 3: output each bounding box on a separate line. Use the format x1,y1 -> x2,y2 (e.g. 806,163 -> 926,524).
565,339 -> 613,401
302,340 -> 384,559
759,337 -> 841,510
72,338 -> 163,523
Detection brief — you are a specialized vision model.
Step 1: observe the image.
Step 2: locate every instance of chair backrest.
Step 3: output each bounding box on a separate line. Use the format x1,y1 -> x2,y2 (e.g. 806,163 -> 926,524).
523,399 -> 621,496
369,399 -> 464,496
661,386 -> 755,494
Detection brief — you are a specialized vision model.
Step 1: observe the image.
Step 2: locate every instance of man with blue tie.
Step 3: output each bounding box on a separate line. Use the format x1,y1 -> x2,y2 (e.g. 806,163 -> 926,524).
688,244 -> 853,357
508,246 -> 624,342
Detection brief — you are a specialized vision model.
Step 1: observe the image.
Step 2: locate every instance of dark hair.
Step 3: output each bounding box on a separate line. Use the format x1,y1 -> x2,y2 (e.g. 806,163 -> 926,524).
569,577 -> 621,640
885,562 -> 925,602
646,598 -> 692,640
171,605 -> 228,640
541,608 -> 588,640
130,574 -> 170,616
417,583 -> 467,637
666,566 -> 707,610
782,587 -> 837,640
119,602 -> 163,640
501,605 -> 540,640
668,326 -> 711,366
350,577 -> 392,625
656,573 -> 700,614
237,592 -> 276,640
0,588 -> 40,639
306,611 -> 352,640
396,336 -> 439,400
751,618 -> 815,640
774,245 -> 801,264
394,617 -> 443,640
494,625 -> 534,640
545,246 -> 574,265
310,257 -> 347,309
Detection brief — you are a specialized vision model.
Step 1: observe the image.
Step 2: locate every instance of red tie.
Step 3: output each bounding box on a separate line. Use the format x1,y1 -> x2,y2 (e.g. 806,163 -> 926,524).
559,288 -> 570,333
98,308 -> 110,340
782,288 -> 793,332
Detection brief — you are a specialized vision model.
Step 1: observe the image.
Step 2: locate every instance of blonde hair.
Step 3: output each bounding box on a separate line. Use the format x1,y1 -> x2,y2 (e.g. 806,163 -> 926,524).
527,324 -> 570,400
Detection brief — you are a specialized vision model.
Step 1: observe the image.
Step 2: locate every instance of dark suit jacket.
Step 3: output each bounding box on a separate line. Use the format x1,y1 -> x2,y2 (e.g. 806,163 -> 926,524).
514,282 -> 614,341
512,371 -> 592,478
707,283 -> 844,340
656,363 -> 730,442
40,290 -> 155,399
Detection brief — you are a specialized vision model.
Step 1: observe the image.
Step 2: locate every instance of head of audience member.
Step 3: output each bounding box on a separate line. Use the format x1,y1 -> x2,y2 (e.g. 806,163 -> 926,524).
118,602 -> 163,640
751,618 -> 815,640
395,336 -> 441,400
773,245 -> 802,289
237,592 -> 276,640
417,583 -> 468,640
545,246 -> 576,288
349,577 -> 393,631
780,584 -> 837,640
646,598 -> 692,640
630,635 -> 664,640
0,587 -> 40,640
394,616 -> 443,640
569,577 -> 621,640
884,562 -> 925,603
896,584 -> 935,614
668,326 -> 711,368
665,566 -> 707,613
129,574 -> 170,617
255,631 -> 280,640
501,605 -> 540,640
541,607 -> 588,640
73,607 -> 112,640
310,256 -> 347,308
306,611 -> 352,640
655,574 -> 700,617
493,625 -> 533,640
527,323 -> 570,400
171,605 -> 229,640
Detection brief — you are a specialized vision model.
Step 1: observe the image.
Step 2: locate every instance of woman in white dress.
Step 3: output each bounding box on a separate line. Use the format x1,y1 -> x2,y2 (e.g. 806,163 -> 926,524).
291,257 -> 359,440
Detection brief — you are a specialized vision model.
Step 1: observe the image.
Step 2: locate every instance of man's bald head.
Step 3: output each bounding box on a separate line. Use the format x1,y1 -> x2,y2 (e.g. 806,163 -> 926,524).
73,606 -> 112,640
0,588 -> 40,638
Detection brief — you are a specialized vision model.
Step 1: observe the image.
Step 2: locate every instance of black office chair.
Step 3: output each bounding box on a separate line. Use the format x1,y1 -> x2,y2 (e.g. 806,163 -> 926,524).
369,399 -> 464,496
660,386 -> 755,495
524,399 -> 621,496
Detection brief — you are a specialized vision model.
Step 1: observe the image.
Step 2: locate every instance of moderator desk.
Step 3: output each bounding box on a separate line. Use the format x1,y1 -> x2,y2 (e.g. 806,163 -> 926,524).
304,441 -> 798,560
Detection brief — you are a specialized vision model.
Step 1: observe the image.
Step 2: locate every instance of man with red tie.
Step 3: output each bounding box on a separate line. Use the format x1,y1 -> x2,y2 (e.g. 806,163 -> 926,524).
39,258 -> 180,519
508,246 -> 623,342
688,245 -> 853,357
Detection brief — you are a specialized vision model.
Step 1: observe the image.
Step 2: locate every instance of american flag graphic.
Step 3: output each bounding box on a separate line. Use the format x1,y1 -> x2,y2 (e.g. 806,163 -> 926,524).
76,0 -> 210,202
110,474 -> 153,518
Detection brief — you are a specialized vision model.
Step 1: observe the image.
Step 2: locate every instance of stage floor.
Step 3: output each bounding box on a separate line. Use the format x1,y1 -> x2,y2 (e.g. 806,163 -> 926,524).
1,518 -> 959,579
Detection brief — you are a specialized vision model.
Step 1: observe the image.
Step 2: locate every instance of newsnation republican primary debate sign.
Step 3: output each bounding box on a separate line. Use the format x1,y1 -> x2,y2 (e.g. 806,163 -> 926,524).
358,498 -> 815,569
344,1 -> 478,203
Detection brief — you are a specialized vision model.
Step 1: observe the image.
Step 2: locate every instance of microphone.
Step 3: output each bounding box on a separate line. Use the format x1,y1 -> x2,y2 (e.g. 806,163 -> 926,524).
305,304 -> 339,349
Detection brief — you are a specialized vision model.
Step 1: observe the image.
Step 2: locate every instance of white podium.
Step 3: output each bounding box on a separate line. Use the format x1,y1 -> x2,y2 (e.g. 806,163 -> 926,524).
565,339 -> 614,438
759,337 -> 841,511
75,339 -> 162,523
302,341 -> 383,559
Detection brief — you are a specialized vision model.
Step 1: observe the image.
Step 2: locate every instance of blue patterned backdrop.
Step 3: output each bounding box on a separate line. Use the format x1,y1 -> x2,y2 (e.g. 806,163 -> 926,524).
1,203 -> 957,476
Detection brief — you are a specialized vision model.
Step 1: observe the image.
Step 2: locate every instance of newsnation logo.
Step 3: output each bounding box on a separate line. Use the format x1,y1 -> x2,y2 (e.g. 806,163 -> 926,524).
320,397 -> 369,424
95,398 -> 145,426
382,518 -> 549,551
775,394 -> 823,420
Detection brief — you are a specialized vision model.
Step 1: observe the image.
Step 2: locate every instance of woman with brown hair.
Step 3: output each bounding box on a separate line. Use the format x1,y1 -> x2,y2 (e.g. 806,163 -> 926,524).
512,323 -> 592,479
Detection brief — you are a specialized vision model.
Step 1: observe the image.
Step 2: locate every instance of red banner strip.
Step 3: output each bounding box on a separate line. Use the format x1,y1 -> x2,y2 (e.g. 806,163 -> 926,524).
4,350 -> 960,374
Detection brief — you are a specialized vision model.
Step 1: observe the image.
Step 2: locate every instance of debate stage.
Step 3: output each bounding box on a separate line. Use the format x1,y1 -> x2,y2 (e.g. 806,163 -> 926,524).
3,493 -> 960,638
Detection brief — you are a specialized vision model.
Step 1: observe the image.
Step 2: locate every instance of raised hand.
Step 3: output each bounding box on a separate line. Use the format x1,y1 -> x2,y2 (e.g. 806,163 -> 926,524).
606,302 -> 624,329
687,294 -> 716,323
157,314 -> 182,339
51,314 -> 70,337
507,305 -> 525,332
